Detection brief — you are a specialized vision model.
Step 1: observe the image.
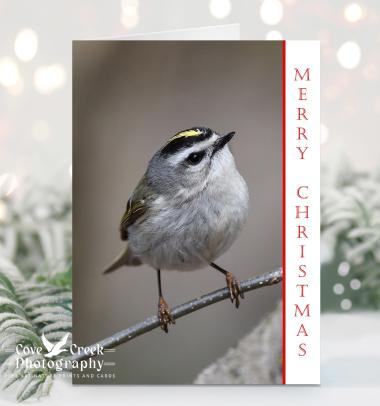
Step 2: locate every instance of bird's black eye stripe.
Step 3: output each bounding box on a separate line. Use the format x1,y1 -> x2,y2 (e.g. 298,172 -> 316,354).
186,150 -> 206,165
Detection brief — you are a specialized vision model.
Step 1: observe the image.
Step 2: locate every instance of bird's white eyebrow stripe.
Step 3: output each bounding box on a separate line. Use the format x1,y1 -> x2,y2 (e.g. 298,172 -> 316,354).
167,134 -> 218,165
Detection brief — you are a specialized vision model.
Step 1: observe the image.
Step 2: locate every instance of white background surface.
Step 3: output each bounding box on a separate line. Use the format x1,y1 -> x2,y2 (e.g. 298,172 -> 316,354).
1,313 -> 379,405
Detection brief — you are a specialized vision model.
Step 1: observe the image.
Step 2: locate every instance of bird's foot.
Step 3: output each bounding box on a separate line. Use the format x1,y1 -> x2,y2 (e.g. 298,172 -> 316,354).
158,296 -> 175,333
225,272 -> 244,308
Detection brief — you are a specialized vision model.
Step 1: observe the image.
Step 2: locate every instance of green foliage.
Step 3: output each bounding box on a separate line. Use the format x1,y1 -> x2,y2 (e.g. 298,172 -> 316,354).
0,187 -> 72,401
321,171 -> 380,311
36,260 -> 72,290
0,188 -> 72,277
0,271 -> 72,401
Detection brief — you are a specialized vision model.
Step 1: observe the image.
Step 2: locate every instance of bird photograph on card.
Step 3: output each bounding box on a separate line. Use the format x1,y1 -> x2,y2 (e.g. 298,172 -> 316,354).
102,127 -> 249,332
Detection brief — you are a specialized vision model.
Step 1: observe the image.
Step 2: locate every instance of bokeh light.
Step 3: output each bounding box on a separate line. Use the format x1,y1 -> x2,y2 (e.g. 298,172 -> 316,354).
209,0 -> 232,19
120,0 -> 139,29
33,63 -> 66,94
344,3 -> 363,23
121,0 -> 138,8
265,30 -> 283,40
0,173 -> 19,197
340,298 -> 352,311
260,0 -> 284,26
0,57 -> 20,88
338,261 -> 350,277
14,29 -> 38,62
121,12 -> 139,29
350,279 -> 361,290
333,283 -> 344,295
337,41 -> 361,69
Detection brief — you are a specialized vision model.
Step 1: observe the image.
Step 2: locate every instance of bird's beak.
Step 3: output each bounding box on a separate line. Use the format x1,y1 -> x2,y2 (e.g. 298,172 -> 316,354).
213,131 -> 235,154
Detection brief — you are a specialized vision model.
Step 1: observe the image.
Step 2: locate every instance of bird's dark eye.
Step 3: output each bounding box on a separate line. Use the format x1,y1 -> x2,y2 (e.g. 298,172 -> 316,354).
186,151 -> 206,165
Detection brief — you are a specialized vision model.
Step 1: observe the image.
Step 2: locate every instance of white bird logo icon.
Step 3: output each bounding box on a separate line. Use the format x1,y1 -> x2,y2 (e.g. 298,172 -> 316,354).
41,333 -> 70,358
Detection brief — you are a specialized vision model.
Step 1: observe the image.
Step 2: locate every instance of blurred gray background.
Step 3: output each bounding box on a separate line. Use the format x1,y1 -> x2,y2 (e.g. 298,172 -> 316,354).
73,41 -> 282,384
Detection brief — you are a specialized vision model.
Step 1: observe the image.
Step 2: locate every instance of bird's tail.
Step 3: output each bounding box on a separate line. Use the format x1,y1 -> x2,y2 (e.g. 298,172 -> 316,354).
102,245 -> 142,274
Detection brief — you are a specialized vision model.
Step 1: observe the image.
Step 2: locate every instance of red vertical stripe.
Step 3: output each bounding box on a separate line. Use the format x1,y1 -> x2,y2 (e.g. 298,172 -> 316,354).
282,40 -> 286,385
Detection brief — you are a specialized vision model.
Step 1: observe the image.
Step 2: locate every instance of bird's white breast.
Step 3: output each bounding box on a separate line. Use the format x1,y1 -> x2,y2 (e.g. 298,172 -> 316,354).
128,147 -> 249,271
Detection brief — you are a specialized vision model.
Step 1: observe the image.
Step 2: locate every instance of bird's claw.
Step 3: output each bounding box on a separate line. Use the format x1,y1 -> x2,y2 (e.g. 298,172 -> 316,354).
158,297 -> 175,333
225,272 -> 244,308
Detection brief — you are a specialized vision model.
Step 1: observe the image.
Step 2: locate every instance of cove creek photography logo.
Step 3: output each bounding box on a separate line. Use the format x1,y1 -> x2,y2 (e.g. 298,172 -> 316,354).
12,333 -> 116,380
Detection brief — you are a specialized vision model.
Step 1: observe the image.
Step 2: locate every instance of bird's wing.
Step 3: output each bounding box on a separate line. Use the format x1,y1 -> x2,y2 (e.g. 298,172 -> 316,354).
41,333 -> 54,352
54,332 -> 70,351
120,176 -> 150,241
120,197 -> 147,240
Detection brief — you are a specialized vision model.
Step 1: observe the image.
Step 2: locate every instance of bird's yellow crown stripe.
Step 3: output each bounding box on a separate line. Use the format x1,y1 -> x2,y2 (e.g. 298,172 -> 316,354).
167,129 -> 203,143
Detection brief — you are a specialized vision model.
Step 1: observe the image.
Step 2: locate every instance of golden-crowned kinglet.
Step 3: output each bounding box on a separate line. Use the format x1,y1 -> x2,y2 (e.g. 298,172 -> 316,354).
103,127 -> 249,332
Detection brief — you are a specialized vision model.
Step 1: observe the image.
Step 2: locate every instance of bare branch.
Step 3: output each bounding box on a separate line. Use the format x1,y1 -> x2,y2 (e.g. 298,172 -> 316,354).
72,268 -> 282,362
